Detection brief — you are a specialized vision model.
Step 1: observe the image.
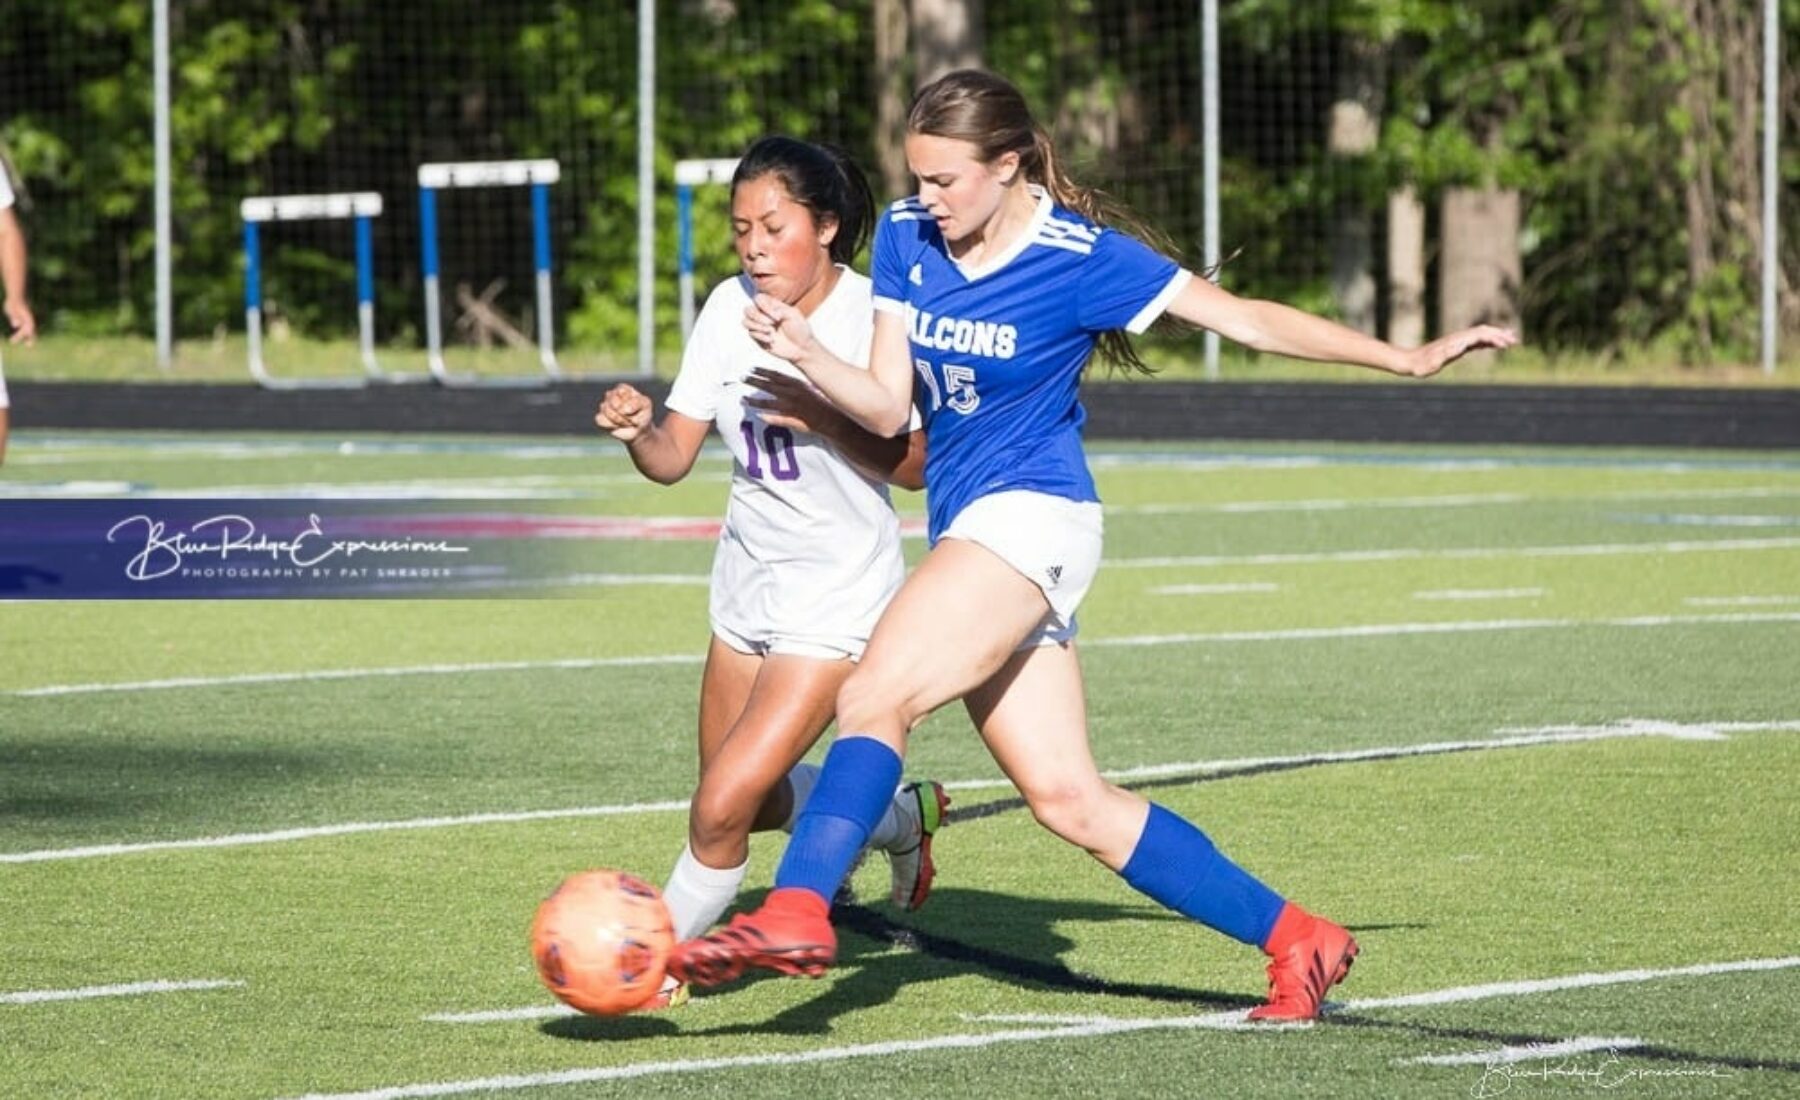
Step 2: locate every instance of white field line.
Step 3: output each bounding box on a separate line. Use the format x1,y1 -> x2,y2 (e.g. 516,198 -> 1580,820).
1347,955 -> 1800,1011
20,438 -> 619,461
1082,610 -> 1800,649
1404,1036 -> 1644,1067
0,799 -> 691,865
1411,588 -> 1545,601
1084,452 -> 1800,474
1107,535 -> 1800,568
12,610 -> 1800,701
1630,513 -> 1798,527
1686,594 -> 1800,607
1149,582 -> 1280,596
1111,485 -> 1798,516
1,979 -> 244,1005
303,957 -> 1800,1100
9,653 -> 702,698
10,718 -> 1792,866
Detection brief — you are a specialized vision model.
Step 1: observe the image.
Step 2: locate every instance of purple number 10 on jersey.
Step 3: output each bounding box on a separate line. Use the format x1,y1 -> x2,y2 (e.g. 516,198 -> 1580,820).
739,419 -> 800,481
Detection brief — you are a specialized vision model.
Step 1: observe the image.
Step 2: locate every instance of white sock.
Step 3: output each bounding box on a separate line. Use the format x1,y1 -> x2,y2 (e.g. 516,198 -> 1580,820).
661,844 -> 749,941
865,785 -> 910,851
781,762 -> 823,833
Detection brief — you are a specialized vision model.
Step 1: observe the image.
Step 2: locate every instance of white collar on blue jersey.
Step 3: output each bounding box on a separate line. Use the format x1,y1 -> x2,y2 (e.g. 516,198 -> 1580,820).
948,185 -> 1055,282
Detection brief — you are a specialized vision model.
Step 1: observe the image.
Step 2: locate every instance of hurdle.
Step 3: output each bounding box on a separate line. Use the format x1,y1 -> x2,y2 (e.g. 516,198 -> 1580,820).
240,192 -> 391,390
417,159 -> 562,387
675,158 -> 740,342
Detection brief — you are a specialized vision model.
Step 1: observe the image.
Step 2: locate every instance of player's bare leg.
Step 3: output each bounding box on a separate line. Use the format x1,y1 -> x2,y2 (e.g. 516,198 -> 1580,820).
669,541 -> 1047,987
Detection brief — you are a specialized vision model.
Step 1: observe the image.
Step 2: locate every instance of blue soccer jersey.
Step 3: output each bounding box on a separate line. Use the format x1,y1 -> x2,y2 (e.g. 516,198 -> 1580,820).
872,189 -> 1190,541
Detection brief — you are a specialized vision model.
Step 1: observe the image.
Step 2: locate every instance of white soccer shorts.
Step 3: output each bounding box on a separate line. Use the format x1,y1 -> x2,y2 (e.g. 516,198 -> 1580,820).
939,488 -> 1104,648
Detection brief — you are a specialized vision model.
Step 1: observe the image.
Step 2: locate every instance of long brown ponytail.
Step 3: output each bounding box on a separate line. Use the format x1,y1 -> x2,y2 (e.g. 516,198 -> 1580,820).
908,70 -> 1175,375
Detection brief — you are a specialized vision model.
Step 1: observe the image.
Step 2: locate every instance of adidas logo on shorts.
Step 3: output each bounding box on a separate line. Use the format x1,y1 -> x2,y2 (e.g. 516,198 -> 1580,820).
1045,564 -> 1063,585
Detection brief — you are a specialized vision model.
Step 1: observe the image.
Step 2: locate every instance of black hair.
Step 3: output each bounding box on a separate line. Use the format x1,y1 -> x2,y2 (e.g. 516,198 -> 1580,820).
731,136 -> 875,265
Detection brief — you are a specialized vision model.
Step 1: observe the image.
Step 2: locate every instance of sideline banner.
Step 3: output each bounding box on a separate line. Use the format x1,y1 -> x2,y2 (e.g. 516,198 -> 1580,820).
0,500 -> 620,598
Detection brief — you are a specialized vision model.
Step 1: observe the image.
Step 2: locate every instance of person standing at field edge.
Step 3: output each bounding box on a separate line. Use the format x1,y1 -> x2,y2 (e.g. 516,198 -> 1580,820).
0,154 -> 39,466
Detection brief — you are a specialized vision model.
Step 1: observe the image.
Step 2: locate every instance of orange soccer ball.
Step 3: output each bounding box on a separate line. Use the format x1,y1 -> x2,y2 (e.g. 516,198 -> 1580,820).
530,869 -> 674,1016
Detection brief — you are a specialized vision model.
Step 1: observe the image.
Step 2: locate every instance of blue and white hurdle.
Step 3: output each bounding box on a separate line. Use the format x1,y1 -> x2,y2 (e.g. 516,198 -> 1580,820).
417,159 -> 562,387
240,192 -> 385,390
674,158 -> 740,342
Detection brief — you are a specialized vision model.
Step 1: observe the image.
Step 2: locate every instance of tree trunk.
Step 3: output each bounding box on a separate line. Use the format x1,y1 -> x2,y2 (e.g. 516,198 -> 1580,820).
873,0 -> 910,200
1328,38 -> 1385,335
910,0 -> 983,87
1386,185 -> 1426,347
1439,185 -> 1522,335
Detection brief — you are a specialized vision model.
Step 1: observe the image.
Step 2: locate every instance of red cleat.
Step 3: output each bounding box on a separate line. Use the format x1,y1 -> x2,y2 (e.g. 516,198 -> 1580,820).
1247,905 -> 1358,1022
666,887 -> 837,988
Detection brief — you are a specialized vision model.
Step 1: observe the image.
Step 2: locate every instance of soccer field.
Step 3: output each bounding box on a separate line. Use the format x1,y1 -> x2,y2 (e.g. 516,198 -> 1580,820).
3,431 -> 1798,1099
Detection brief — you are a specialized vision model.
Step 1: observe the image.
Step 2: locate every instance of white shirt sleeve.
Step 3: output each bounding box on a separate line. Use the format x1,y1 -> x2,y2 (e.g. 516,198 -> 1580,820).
0,170 -> 15,210
664,281 -> 737,424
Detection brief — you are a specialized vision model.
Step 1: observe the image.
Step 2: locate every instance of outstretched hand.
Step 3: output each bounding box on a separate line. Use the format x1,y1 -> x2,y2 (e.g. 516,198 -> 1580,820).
5,299 -> 35,345
743,293 -> 816,364
1396,325 -> 1520,377
594,382 -> 654,442
742,367 -> 843,435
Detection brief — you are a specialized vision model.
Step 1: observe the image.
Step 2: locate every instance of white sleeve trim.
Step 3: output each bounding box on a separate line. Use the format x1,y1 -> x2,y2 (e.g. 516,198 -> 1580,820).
1125,269 -> 1193,334
873,294 -> 906,316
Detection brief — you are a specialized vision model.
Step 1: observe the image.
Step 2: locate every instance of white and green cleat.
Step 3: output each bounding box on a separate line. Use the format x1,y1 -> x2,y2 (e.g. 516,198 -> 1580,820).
885,780 -> 950,911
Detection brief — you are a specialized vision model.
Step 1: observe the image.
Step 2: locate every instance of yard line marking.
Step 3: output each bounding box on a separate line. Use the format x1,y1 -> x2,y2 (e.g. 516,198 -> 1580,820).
1112,486 -> 1798,516
1149,582 -> 1280,595
1404,1036 -> 1644,1067
12,610 -> 1799,700
1086,451 -> 1800,473
12,716 -> 1788,865
1412,588 -> 1545,601
1108,535 -> 1800,568
1084,610 -> 1800,649
0,801 -> 690,864
1084,718 -> 1759,786
425,1005 -> 580,1024
1,979 -> 244,1005
302,957 -> 1800,1100
1121,492 -> 1529,514
9,653 -> 703,698
1621,512 -> 1800,528
1346,956 -> 1800,1011
1686,594 -> 1800,607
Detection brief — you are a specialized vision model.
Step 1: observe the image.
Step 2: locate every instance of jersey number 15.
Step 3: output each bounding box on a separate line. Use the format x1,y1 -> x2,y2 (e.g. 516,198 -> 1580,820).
915,358 -> 980,415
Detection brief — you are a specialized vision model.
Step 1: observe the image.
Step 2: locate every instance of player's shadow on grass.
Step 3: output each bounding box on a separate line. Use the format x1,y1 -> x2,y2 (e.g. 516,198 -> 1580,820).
0,738 -> 340,828
662,886 -> 1263,1039
542,885 -> 1227,1042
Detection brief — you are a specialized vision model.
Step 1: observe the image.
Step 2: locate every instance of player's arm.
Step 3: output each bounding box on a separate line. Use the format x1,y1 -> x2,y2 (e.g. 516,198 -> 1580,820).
744,296 -> 915,437
594,383 -> 712,485
744,367 -> 925,490
1163,274 -> 1516,377
0,207 -> 35,345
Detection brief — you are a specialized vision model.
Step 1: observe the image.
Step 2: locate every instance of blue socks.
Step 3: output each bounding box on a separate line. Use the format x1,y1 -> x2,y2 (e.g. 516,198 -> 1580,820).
773,736 -> 903,902
1119,803 -> 1286,947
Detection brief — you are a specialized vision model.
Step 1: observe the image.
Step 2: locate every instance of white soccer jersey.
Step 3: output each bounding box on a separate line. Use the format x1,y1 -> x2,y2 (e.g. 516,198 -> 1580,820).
666,267 -> 905,654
